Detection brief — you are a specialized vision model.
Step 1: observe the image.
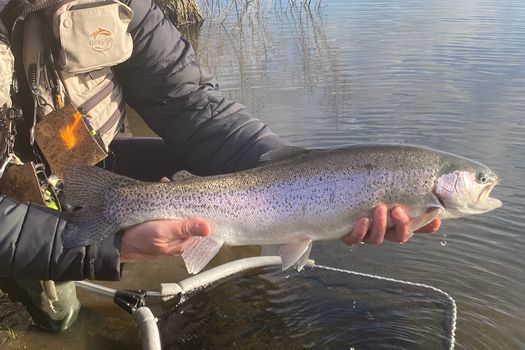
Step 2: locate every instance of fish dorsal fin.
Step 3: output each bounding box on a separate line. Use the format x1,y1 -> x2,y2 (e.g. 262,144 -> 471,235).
259,146 -> 307,165
182,236 -> 224,274
171,170 -> 199,182
279,239 -> 313,271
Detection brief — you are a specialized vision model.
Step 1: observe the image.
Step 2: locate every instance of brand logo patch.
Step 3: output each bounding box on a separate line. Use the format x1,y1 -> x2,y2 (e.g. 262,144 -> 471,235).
89,27 -> 113,52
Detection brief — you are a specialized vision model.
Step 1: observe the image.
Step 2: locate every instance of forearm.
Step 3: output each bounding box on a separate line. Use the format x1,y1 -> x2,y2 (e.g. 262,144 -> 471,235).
116,0 -> 291,175
134,83 -> 291,174
0,195 -> 121,281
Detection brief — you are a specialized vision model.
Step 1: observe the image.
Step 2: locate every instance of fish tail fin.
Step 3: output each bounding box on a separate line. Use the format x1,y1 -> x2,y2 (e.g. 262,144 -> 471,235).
182,236 -> 224,274
62,166 -> 133,248
63,207 -> 121,248
64,165 -> 131,207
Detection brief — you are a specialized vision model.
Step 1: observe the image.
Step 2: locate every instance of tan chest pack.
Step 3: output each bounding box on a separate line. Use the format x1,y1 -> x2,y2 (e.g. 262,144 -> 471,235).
0,0 -> 133,206
27,0 -> 133,151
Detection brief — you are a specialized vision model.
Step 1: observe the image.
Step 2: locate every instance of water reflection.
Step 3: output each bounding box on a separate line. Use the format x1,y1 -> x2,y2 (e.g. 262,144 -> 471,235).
181,1 -> 525,349
186,1 -> 353,147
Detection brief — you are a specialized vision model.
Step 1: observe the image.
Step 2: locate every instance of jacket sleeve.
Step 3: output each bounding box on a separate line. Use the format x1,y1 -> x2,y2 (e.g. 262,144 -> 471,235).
116,0 -> 291,175
0,195 -> 121,281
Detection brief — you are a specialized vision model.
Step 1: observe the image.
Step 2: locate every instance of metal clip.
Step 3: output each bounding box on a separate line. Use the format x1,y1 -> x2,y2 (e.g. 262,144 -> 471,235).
5,106 -> 22,122
29,53 -> 42,145
114,290 -> 147,314
47,50 -> 64,110
10,71 -> 18,96
0,153 -> 14,179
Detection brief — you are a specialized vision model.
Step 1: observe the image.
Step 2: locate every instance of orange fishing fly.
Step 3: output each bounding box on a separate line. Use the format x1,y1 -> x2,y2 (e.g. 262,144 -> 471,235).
59,112 -> 82,150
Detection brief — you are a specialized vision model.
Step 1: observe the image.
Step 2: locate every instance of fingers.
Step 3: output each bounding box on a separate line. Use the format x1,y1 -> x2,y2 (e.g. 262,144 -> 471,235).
342,205 -> 439,247
364,205 -> 387,244
160,219 -> 211,255
163,238 -> 192,255
341,205 -> 389,246
383,206 -> 411,243
121,218 -> 212,260
342,217 -> 369,245
177,219 -> 211,238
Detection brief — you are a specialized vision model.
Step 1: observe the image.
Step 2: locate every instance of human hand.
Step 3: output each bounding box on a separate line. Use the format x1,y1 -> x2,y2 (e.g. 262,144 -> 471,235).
120,219 -> 211,261
342,205 -> 441,246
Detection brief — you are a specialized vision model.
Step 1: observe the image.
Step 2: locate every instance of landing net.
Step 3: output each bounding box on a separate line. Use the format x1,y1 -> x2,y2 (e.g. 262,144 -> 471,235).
158,264 -> 457,350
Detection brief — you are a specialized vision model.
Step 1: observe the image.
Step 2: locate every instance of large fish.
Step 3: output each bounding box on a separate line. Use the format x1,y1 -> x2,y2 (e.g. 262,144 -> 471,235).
63,145 -> 502,274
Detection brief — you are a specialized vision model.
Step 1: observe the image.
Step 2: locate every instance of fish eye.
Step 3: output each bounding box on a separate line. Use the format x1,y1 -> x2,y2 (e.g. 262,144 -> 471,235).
477,172 -> 488,184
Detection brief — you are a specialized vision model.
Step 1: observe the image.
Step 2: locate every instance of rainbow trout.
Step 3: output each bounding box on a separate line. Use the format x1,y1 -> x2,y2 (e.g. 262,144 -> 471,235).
63,145 -> 502,274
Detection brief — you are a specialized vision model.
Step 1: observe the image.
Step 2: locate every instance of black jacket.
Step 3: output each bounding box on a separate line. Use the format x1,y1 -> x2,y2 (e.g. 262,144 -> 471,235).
0,195 -> 121,281
0,0 -> 289,281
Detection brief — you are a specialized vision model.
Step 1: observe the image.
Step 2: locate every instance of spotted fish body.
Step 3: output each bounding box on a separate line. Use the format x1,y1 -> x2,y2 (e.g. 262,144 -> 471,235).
63,145 -> 502,274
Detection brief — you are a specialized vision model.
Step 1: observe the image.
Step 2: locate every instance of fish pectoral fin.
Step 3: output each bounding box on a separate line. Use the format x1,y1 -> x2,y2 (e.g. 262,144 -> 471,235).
182,236 -> 224,274
407,207 -> 443,237
279,239 -> 313,271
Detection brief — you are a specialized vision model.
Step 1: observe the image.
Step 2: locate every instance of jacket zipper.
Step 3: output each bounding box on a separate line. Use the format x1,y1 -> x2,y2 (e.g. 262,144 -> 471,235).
77,79 -> 115,115
97,99 -> 125,136
11,0 -> 66,36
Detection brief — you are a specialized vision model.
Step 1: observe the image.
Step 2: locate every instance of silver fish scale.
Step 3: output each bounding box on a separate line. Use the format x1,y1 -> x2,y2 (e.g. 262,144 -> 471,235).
103,146 -> 444,245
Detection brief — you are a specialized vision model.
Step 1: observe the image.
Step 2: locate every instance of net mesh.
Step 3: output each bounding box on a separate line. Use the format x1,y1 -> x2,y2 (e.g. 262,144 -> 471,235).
158,265 -> 456,350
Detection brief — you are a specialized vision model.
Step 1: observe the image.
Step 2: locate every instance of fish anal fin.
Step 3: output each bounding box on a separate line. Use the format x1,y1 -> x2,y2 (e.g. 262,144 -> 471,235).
279,238 -> 313,271
407,207 -> 443,237
182,236 -> 224,274
295,240 -> 312,271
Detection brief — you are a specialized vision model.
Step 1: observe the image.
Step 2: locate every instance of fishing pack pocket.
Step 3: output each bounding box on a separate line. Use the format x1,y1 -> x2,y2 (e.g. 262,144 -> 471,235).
52,0 -> 133,73
0,162 -> 47,205
34,103 -> 107,179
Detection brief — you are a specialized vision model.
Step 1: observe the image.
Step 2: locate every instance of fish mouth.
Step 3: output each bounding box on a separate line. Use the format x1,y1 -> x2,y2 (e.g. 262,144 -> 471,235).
476,182 -> 502,210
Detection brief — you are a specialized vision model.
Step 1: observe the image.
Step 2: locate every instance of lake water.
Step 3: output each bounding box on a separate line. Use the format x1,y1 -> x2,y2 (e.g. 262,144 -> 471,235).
1,0 -> 524,349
